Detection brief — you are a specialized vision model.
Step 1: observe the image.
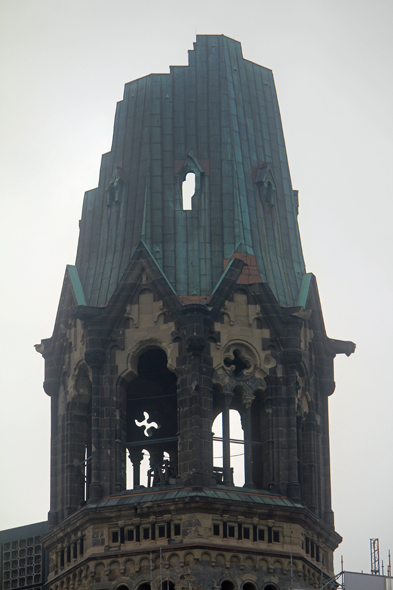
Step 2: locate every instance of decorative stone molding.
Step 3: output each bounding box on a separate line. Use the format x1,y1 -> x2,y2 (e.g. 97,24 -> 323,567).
213,366 -> 267,396
44,379 -> 60,397
241,390 -> 256,409
186,335 -> 206,357
125,334 -> 178,375
84,349 -> 106,368
124,303 -> 138,328
218,340 -> 275,384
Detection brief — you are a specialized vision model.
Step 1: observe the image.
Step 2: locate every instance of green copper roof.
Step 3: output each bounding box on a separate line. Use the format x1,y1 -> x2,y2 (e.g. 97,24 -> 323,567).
296,272 -> 313,308
90,486 -> 303,510
75,35 -> 305,307
66,264 -> 86,305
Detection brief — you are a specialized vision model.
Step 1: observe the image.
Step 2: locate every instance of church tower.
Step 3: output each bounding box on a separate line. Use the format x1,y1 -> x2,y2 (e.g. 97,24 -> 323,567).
37,35 -> 355,590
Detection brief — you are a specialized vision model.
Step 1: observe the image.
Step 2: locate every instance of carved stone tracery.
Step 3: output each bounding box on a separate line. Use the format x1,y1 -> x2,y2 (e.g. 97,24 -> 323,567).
219,340 -> 274,385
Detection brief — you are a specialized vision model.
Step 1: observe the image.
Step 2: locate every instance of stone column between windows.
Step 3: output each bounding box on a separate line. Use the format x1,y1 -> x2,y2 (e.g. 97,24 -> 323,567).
242,390 -> 255,489
282,348 -> 302,503
85,348 -> 105,501
128,449 -> 144,488
222,389 -> 234,485
177,304 -> 213,487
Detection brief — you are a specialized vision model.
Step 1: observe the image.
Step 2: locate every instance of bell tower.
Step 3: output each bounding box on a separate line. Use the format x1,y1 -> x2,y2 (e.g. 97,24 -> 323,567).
37,35 -> 355,590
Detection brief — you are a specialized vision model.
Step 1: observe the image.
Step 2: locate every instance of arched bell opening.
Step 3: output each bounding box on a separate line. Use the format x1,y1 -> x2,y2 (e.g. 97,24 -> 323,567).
212,382 -> 265,490
212,384 -> 249,487
161,581 -> 175,590
126,348 -> 178,489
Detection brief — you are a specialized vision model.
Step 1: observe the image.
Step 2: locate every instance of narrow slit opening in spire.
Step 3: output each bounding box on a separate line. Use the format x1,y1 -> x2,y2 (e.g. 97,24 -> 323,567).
182,172 -> 195,210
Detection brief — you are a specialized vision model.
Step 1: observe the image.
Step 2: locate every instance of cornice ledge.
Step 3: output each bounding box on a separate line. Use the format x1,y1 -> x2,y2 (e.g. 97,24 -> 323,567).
70,305 -> 104,322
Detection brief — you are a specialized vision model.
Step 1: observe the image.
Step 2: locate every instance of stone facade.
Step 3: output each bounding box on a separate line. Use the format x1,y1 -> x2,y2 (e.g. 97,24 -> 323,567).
36,36 -> 355,590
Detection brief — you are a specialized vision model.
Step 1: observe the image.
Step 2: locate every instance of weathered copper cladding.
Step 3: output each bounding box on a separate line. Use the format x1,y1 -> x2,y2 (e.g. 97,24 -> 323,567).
75,35 -> 304,307
36,35 -> 355,590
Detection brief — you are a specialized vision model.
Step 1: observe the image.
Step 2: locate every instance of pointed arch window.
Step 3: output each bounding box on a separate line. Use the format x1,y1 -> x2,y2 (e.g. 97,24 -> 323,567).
182,172 -> 195,210
177,150 -> 204,211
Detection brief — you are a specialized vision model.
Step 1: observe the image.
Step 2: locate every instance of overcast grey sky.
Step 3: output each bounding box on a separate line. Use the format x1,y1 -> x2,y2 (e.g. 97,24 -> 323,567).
1,0 -> 392,576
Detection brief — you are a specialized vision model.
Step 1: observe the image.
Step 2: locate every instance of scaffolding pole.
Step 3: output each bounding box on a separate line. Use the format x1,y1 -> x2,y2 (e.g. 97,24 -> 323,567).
318,570 -> 344,589
371,538 -> 380,575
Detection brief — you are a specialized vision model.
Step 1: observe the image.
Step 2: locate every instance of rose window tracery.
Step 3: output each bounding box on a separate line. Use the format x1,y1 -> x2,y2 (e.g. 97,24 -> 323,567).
224,349 -> 251,377
222,344 -> 256,380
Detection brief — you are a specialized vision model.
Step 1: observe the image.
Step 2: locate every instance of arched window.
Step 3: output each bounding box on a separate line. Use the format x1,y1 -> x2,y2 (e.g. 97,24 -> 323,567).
221,581 -> 235,590
213,409 -> 245,486
126,348 -> 178,489
177,150 -> 204,211
161,581 -> 175,590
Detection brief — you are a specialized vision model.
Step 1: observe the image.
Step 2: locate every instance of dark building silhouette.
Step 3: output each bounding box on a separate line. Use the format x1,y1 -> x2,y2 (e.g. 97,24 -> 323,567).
36,35 -> 355,590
